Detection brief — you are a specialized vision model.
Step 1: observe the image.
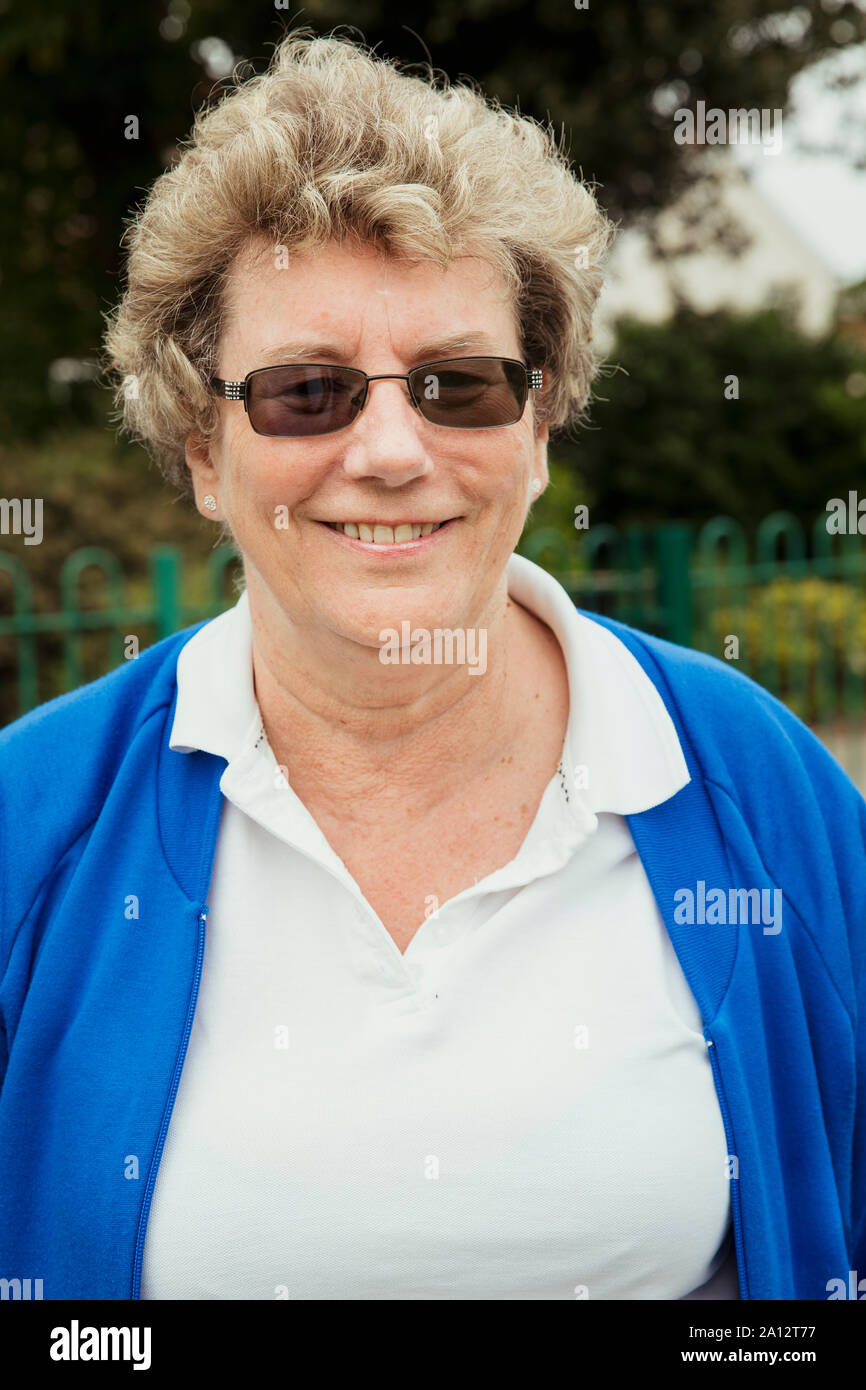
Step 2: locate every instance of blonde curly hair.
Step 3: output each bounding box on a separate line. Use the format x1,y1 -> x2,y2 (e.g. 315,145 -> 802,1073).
103,27 -> 616,496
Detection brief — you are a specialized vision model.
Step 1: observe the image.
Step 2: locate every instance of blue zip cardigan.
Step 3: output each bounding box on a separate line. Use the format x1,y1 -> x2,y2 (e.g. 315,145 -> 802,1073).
1,610 -> 864,1301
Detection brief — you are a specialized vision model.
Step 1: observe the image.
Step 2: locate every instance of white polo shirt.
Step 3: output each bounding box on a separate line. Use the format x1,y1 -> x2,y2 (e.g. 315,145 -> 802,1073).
141,552 -> 739,1300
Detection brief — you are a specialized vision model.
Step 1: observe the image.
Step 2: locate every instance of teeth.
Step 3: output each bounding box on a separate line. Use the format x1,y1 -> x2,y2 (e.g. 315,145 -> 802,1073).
331,521 -> 444,543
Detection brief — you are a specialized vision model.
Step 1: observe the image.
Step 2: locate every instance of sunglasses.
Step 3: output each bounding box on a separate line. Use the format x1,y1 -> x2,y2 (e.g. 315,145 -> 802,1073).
211,357 -> 544,437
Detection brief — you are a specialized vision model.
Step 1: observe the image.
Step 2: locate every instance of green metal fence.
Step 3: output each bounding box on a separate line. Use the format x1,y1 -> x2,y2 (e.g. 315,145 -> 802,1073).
3,512 -> 866,787
0,544 -> 243,720
522,510 -> 866,790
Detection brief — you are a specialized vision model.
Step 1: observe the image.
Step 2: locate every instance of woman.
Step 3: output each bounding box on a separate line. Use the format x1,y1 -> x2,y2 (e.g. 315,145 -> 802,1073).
1,31 -> 864,1302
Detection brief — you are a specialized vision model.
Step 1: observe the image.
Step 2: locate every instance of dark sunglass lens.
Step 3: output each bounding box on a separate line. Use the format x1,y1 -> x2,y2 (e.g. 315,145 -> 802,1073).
247,365 -> 365,437
409,358 -> 526,427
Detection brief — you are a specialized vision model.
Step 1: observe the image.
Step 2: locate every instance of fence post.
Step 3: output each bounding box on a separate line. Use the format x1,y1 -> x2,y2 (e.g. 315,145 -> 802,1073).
151,547 -> 181,640
0,552 -> 38,717
655,523 -> 693,647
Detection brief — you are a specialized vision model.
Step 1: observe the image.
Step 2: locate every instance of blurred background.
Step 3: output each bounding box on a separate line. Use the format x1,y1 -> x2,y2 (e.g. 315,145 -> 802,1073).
2,0 -> 866,780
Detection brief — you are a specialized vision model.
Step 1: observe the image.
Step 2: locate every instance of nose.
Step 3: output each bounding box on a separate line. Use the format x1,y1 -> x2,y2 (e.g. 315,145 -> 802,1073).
339,375 -> 433,487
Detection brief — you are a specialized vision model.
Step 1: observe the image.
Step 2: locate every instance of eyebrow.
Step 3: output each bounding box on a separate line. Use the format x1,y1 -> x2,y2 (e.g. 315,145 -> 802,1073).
256,331 -> 504,368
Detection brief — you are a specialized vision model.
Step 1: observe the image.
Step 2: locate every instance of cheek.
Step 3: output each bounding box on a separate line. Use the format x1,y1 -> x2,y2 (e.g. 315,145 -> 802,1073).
228,439 -> 323,517
470,426 -> 534,490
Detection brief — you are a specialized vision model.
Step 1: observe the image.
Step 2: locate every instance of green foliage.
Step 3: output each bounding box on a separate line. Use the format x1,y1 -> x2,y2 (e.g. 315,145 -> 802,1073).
0,426 -> 213,570
699,576 -> 866,722
2,0 -> 865,441
539,305 -> 866,533
0,425 -> 224,721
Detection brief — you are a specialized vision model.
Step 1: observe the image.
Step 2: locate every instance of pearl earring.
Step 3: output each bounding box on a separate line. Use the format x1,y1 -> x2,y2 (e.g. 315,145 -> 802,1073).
203,495 -> 217,512
530,480 -> 542,495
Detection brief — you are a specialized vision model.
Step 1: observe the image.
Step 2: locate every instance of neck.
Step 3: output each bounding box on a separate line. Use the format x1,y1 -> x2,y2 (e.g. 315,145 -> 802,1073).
245,573 -> 540,820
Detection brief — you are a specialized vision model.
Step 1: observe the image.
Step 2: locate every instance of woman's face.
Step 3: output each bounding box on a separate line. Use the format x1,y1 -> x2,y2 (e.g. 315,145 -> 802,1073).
188,236 -> 548,650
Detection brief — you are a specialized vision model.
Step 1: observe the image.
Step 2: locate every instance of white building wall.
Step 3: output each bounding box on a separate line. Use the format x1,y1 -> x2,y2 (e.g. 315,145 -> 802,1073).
594,157 -> 841,353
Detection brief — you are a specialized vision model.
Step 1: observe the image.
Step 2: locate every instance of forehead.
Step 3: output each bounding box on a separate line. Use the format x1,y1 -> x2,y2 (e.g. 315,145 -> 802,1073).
220,236 -> 520,362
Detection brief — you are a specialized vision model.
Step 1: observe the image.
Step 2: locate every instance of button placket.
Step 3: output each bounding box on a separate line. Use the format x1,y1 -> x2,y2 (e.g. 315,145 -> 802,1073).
350,900 -> 404,986
350,896 -> 452,1000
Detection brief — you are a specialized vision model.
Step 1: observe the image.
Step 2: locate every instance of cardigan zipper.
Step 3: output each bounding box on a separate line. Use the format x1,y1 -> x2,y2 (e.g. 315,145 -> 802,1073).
705,1030 -> 749,1299
131,903 -> 209,1300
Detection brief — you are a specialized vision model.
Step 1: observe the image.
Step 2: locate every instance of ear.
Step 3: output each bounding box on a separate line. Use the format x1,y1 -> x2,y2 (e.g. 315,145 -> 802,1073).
185,430 -> 222,520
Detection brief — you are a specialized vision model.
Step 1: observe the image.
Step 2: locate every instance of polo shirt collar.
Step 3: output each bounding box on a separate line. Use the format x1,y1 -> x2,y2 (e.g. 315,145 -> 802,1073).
506,553 -> 690,815
169,555 -> 690,820
169,587 -> 260,762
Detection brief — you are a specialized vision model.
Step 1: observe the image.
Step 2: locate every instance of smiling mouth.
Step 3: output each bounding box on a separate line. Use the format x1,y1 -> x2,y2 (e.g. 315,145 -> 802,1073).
321,520 -> 452,544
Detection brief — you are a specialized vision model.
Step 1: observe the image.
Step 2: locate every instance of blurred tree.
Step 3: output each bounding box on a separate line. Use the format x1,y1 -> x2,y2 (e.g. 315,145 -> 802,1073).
545,303 -> 866,528
0,426 -> 224,723
1,0 -> 865,441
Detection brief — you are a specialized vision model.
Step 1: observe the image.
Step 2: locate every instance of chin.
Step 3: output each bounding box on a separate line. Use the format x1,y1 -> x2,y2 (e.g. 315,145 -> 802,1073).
348,607 -> 461,654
